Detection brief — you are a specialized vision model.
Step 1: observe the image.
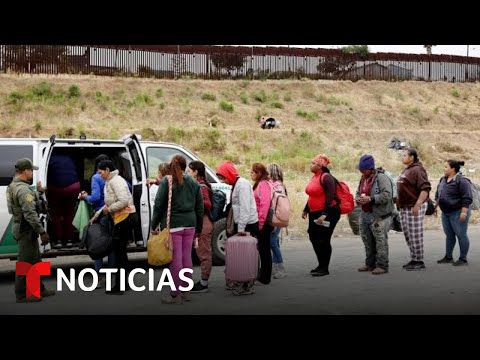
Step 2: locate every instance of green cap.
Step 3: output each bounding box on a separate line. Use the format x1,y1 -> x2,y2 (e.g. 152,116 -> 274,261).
15,158 -> 39,171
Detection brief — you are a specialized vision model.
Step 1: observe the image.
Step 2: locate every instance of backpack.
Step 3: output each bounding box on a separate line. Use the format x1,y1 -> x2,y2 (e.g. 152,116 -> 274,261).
321,173 -> 355,215
442,175 -> 480,211
201,184 -> 227,222
268,183 -> 290,228
376,167 -> 397,202
471,183 -> 480,210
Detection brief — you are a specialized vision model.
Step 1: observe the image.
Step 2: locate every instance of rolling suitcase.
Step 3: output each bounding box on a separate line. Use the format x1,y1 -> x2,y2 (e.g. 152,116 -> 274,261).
225,234 -> 258,283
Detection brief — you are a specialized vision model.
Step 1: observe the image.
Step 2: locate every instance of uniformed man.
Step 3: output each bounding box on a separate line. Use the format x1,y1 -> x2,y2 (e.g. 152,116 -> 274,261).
6,158 -> 56,303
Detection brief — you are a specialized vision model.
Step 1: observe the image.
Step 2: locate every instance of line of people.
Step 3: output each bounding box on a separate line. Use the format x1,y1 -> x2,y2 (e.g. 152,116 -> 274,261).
9,146 -> 473,303
355,150 -> 472,275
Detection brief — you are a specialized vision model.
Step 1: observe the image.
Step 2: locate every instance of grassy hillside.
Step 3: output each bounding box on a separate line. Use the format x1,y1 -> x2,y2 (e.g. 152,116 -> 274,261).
2,74 -> 480,235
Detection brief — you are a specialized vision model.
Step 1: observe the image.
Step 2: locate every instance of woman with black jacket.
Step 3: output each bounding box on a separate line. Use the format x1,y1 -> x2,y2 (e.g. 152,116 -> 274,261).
435,160 -> 473,266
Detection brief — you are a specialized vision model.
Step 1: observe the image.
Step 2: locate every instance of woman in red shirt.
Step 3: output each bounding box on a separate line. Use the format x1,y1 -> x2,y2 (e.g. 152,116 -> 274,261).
302,154 -> 341,277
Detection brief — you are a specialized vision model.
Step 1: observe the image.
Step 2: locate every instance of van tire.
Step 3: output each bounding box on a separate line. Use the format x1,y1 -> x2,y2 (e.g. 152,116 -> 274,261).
211,218 -> 227,266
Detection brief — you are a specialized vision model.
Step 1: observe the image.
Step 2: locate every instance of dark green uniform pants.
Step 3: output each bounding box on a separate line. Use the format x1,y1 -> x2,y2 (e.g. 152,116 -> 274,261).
15,231 -> 45,299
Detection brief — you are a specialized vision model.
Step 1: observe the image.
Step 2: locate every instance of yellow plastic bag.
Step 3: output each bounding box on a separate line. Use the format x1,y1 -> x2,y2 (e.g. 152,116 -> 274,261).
147,228 -> 172,266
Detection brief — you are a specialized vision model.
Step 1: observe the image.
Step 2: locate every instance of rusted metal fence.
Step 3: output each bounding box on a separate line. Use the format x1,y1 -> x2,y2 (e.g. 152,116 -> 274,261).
1,45 -> 480,82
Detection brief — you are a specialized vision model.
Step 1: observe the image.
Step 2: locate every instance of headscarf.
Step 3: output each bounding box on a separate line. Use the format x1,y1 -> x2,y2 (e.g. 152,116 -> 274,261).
312,154 -> 331,168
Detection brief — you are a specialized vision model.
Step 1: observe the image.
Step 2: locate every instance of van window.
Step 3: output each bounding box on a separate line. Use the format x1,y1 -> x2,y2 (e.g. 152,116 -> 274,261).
146,147 -> 193,178
0,145 -> 33,186
146,146 -> 216,183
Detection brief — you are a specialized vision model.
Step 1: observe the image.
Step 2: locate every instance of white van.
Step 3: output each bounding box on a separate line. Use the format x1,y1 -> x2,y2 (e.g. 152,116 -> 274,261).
0,134 -> 230,265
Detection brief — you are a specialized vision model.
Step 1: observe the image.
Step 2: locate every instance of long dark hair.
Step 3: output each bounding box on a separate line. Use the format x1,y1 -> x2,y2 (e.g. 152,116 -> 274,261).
446,159 -> 465,174
188,160 -> 211,188
170,155 -> 186,185
188,160 -> 206,179
252,162 -> 268,190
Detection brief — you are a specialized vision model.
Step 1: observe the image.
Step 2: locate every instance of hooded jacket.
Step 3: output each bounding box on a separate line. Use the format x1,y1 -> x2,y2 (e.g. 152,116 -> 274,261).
397,162 -> 431,208
217,161 -> 258,232
216,161 -> 238,186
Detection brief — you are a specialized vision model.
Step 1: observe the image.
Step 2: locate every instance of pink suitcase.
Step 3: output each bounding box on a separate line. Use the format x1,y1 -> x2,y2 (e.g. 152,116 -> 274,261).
225,234 -> 258,282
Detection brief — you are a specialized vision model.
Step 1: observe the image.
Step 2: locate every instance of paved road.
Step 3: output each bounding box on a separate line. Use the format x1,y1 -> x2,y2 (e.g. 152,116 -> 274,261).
1,226 -> 479,315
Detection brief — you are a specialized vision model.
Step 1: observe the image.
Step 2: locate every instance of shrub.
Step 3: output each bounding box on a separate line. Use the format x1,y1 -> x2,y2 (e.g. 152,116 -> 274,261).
450,88 -> 460,98
296,109 -> 308,117
252,90 -> 268,103
271,101 -> 284,109
68,85 -> 81,98
201,92 -> 216,101
219,100 -> 234,112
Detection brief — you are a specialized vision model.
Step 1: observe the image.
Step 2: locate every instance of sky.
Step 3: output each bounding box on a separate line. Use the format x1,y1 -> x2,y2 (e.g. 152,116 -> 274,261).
253,45 -> 480,58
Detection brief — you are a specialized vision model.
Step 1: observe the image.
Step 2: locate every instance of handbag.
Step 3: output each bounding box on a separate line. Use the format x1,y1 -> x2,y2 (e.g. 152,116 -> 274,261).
425,198 -> 436,216
84,220 -> 113,260
226,203 -> 235,237
148,175 -> 173,266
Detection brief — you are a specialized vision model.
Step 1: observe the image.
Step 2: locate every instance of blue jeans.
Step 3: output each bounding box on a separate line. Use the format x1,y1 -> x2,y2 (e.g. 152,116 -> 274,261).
270,227 -> 283,264
442,208 -> 471,260
94,213 -> 115,272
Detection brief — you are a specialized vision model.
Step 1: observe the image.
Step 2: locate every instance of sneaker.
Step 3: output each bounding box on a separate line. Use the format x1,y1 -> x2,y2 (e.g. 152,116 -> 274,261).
405,261 -> 426,271
66,241 -> 73,248
225,281 -> 239,290
311,269 -> 329,277
274,269 -> 287,279
161,294 -> 183,304
272,263 -> 279,277
16,296 -> 42,303
255,280 -> 270,286
453,258 -> 468,266
40,289 -> 56,297
53,242 -> 62,249
232,286 -> 255,296
371,267 -> 388,275
310,267 -> 320,274
437,256 -> 454,264
402,260 -> 415,268
358,265 -> 374,272
135,240 -> 144,247
191,281 -> 209,293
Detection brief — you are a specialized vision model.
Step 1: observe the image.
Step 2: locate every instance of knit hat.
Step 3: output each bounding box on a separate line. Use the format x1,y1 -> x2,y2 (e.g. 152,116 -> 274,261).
358,155 -> 375,171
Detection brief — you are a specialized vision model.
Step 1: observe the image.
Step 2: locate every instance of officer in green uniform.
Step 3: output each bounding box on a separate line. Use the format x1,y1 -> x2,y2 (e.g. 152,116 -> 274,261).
6,158 -> 56,303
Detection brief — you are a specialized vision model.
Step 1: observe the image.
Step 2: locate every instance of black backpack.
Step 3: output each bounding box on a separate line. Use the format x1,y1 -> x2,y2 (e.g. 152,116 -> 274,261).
210,189 -> 227,221
201,184 -> 227,222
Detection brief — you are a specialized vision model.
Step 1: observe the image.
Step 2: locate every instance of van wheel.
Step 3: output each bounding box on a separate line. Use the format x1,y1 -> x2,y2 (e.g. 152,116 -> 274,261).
211,218 -> 226,266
